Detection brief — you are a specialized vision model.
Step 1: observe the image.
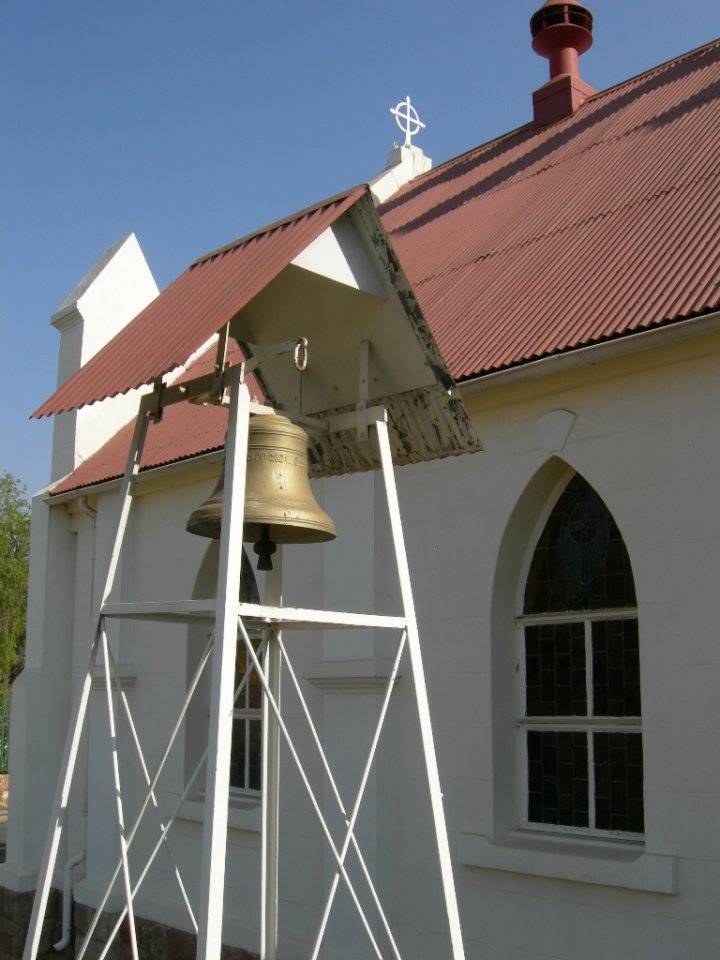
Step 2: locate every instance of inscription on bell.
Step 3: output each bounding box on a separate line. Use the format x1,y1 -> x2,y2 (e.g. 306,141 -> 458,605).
247,450 -> 305,468
187,412 -> 336,547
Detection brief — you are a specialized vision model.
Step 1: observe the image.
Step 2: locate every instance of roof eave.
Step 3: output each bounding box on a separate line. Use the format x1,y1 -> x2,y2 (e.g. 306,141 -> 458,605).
458,311 -> 720,397
47,448 -> 227,505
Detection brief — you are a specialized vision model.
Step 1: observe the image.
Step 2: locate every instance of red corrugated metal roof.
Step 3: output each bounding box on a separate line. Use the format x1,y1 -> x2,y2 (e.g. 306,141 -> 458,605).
51,401 -> 227,496
380,39 -> 720,380
50,342 -> 251,495
34,186 -> 367,419
47,39 -> 720,495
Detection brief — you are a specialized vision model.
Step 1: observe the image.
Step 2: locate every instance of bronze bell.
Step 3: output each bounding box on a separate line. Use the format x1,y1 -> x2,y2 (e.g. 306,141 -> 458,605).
186,413 -> 336,569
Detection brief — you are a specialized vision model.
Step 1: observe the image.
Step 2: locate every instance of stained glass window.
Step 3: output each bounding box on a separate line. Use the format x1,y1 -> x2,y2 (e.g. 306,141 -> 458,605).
527,730 -> 589,827
525,622 -> 586,717
524,474 -> 636,614
521,474 -> 643,837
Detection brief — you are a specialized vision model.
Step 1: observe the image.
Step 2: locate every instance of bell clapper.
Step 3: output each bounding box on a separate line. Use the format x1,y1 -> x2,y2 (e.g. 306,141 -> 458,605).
254,523 -> 277,571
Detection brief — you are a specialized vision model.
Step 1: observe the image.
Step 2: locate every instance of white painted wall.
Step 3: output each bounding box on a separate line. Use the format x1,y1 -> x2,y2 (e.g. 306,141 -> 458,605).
0,234 -> 159,898
50,233 -> 159,483
7,326 -> 720,959
0,493 -> 77,892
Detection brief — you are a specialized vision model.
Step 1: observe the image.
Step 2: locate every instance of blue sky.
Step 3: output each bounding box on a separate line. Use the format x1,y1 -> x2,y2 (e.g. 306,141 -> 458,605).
2,0 -> 719,496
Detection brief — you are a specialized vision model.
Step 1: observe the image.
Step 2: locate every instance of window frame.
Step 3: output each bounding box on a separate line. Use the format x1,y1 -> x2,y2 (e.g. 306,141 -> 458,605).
516,608 -> 642,841
515,474 -> 643,842
187,540 -> 264,800
230,632 -> 263,796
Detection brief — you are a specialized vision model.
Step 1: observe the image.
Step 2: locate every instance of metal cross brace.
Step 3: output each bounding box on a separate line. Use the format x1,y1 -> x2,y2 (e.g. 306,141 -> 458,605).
105,641 -> 196,928
73,634 -> 207,960
99,625 -> 140,960
23,401 -> 152,960
75,632 -> 269,960
238,618 -> 388,959
276,627 -> 407,960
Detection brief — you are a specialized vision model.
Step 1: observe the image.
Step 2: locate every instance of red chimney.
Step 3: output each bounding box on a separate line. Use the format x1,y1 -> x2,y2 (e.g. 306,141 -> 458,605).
530,1 -> 595,126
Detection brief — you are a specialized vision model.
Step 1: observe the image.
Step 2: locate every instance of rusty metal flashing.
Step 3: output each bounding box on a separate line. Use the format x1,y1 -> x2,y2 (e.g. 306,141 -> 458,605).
289,193 -> 482,473
350,195 -> 456,394
307,387 -> 480,477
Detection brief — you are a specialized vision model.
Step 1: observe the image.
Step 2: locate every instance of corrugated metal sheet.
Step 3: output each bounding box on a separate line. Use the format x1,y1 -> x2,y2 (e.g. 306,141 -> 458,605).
380,39 -> 720,380
34,186 -> 368,419
45,38 -> 720,495
50,344 -> 243,495
51,402 -> 228,496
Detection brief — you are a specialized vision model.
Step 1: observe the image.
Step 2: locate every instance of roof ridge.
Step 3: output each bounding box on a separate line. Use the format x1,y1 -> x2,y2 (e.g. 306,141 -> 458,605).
586,34 -> 720,108
381,36 -> 720,216
379,124 -> 534,213
458,84 -> 720,206
191,184 -> 368,268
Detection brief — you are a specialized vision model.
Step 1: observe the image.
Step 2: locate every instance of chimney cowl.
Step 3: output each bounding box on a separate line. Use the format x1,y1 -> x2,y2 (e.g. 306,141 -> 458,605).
530,1 -> 595,126
531,1 -> 593,80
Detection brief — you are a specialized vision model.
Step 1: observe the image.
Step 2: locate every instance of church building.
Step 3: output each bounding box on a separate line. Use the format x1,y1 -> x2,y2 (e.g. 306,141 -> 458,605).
2,4 -> 720,959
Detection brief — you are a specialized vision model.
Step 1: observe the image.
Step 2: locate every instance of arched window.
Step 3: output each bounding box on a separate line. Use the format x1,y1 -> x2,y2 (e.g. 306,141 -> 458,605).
188,543 -> 262,794
519,473 -> 643,837
230,551 -> 262,792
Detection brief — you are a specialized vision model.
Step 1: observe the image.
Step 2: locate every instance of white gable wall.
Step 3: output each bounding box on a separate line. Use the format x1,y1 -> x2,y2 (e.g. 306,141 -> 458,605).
50,234 -> 159,483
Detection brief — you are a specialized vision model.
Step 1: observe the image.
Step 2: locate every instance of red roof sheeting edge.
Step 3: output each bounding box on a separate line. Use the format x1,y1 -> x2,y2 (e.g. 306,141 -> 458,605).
34,185 -> 368,419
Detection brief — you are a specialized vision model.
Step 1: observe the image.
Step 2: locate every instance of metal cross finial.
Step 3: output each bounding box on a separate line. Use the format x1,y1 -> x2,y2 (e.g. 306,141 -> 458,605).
390,96 -> 425,148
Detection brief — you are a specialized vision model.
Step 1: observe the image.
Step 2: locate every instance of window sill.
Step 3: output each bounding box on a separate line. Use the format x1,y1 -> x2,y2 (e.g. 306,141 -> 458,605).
164,792 -> 261,834
458,830 -> 676,894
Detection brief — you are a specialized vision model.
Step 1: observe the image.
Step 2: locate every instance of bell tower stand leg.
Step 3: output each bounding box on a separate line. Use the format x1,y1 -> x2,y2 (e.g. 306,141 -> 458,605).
261,553 -> 282,960
23,402 -> 151,960
375,418 -> 466,960
196,380 -> 251,960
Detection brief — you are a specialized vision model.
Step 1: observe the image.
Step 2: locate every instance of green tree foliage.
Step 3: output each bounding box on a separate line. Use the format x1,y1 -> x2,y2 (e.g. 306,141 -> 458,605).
0,472 -> 31,682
